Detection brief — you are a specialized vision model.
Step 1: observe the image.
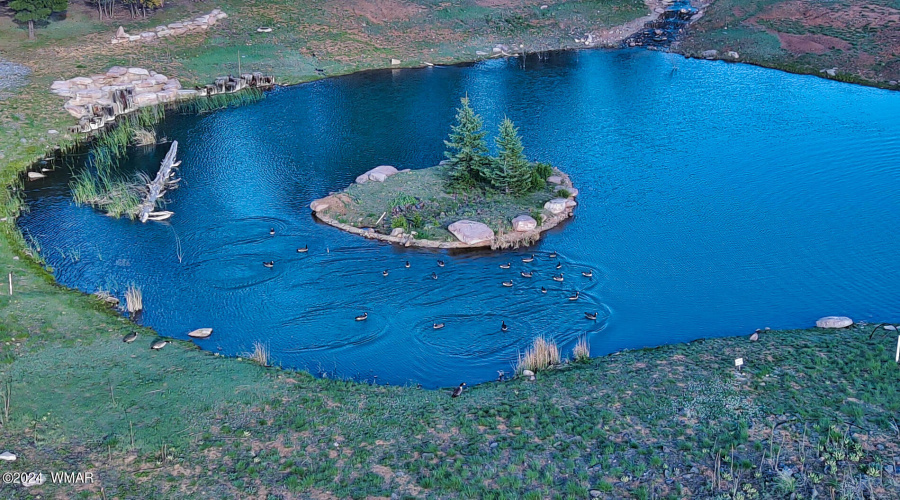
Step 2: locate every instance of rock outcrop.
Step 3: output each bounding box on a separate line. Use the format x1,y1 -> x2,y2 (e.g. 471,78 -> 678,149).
355,165 -> 399,184
111,9 -> 228,44
511,215 -> 537,232
816,316 -> 853,329
448,220 -> 495,245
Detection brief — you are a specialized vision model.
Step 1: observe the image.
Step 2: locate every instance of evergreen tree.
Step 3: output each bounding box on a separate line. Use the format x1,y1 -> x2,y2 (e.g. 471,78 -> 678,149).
489,117 -> 533,195
443,97 -> 490,190
9,0 -> 67,39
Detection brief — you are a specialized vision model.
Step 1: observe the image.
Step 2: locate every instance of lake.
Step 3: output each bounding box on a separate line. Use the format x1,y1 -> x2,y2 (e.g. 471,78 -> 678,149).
20,49 -> 900,387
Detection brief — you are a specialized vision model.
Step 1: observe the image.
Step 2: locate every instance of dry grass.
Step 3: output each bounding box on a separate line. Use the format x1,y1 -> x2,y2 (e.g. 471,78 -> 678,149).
246,341 -> 269,367
516,336 -> 560,374
573,335 -> 590,362
124,284 -> 142,313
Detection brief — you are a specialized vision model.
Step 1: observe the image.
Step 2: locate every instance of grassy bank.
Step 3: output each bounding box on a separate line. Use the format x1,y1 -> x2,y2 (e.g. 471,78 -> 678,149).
674,0 -> 900,89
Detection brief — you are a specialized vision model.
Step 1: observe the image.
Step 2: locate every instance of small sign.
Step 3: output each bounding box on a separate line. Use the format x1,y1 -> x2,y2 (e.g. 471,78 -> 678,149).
734,358 -> 744,368
895,336 -> 899,363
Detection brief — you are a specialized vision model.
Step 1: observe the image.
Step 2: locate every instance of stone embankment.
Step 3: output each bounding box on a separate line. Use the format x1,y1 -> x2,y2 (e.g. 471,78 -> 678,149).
111,9 -> 227,44
51,68 -> 274,132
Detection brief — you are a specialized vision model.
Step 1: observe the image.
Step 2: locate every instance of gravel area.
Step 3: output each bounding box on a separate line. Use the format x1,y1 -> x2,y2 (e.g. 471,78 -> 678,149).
0,57 -> 30,100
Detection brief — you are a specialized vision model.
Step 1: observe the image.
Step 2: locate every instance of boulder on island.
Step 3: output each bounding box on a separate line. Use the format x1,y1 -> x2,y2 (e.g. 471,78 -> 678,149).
544,198 -> 568,215
547,175 -> 563,184
816,316 -> 853,329
448,220 -> 495,245
511,215 -> 537,232
355,165 -> 399,184
310,199 -> 330,212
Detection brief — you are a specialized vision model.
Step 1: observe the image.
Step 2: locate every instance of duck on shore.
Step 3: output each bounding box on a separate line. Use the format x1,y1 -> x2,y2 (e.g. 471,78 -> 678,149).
355,312 -> 368,321
150,339 -> 169,350
123,331 -> 138,343
451,382 -> 466,398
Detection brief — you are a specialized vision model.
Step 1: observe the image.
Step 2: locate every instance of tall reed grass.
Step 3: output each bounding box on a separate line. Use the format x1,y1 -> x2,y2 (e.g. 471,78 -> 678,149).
175,88 -> 264,114
124,284 -> 143,313
246,341 -> 269,367
573,335 -> 590,363
516,336 -> 560,374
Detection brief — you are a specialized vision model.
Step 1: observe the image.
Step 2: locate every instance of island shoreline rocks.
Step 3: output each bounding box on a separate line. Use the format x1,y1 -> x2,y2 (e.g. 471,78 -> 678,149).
309,166 -> 578,250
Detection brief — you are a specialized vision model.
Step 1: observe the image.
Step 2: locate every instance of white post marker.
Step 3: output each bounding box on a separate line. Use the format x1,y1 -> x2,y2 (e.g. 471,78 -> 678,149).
895,336 -> 899,364
7,273 -> 11,296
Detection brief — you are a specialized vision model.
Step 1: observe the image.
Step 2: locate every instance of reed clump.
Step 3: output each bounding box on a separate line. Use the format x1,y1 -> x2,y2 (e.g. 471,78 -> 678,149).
124,284 -> 143,313
246,341 -> 270,367
516,336 -> 560,374
70,170 -> 144,219
573,335 -> 590,362
176,88 -> 264,114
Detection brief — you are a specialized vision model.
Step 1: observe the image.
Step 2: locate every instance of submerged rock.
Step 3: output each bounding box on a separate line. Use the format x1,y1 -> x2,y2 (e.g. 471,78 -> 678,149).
448,220 -> 494,245
816,316 -> 853,328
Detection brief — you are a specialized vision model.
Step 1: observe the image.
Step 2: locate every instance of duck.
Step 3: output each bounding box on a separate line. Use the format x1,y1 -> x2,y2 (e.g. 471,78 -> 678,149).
499,263 -> 511,269
520,271 -> 533,278
263,261 -> 274,268
437,260 -> 445,267
122,331 -> 138,343
502,280 -> 513,287
382,270 -> 389,277
555,262 -> 562,269
451,382 -> 466,398
522,255 -> 535,263
549,251 -> 558,258
405,261 -> 411,268
552,273 -> 564,282
501,321 -> 509,332
585,312 -> 598,320
582,269 -> 593,278
541,286 -> 547,293
431,272 -> 438,280
355,312 -> 368,321
150,338 -> 169,350
269,228 -> 275,235
433,322 -> 445,330
568,291 -> 580,301
297,244 -> 308,253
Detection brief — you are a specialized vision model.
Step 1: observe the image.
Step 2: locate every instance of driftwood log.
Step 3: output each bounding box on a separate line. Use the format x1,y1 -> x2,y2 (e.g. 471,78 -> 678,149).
139,140 -> 180,223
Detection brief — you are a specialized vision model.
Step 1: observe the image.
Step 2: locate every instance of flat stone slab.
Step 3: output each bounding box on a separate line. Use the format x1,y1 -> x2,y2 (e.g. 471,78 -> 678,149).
816,316 -> 853,328
544,198 -> 568,214
187,328 -> 213,338
448,220 -> 495,245
511,215 -> 537,232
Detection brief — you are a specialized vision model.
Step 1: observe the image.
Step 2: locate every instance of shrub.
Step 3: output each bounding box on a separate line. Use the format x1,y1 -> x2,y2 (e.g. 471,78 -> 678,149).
391,216 -> 408,230
556,188 -> 571,198
516,336 -> 560,374
529,209 -> 544,225
533,162 -> 553,179
411,213 -> 424,229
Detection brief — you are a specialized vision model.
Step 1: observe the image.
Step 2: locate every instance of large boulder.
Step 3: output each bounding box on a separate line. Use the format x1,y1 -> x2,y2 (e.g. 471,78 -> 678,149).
701,49 -> 718,59
310,199 -> 330,212
128,67 -> 150,76
816,316 -> 853,329
368,165 -> 398,182
70,76 -> 94,87
106,66 -> 128,77
544,198 -> 568,215
547,175 -> 563,184
448,220 -> 495,245
511,215 -> 537,232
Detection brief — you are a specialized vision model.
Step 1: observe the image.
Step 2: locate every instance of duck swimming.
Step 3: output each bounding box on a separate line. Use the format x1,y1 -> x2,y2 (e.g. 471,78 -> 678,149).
522,255 -> 535,263
431,272 -> 438,280
433,322 -> 445,330
437,260 -> 445,267
585,312 -> 598,320
499,263 -> 511,269
355,312 -> 368,321
520,271 -> 533,278
263,261 -> 274,268
541,286 -> 547,293
552,273 -> 564,282
451,382 -> 466,398
382,270 -> 389,277
502,280 -> 514,287
556,262 -> 562,269
405,261 -> 411,268
568,291 -> 580,301
549,252 -> 558,258
297,244 -> 308,253
269,228 -> 275,235
582,269 -> 593,278
501,321 -> 508,332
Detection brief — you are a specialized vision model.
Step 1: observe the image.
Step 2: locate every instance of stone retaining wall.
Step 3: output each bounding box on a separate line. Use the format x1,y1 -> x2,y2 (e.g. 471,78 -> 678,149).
111,9 -> 227,44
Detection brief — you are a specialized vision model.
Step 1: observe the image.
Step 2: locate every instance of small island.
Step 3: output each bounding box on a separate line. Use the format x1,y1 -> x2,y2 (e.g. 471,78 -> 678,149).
310,98 -> 578,249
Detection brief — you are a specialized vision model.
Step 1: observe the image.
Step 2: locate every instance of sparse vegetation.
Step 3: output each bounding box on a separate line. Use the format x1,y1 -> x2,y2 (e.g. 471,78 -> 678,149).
573,335 -> 590,362
516,335 -> 561,374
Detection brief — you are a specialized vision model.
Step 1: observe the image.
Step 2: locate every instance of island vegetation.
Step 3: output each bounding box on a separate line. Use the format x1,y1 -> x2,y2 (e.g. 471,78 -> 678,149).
311,97 -> 578,248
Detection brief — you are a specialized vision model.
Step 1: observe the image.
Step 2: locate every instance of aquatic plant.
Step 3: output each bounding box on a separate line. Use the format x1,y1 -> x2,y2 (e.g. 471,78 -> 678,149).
175,88 -> 264,114
246,341 -> 270,367
573,335 -> 590,362
124,284 -> 143,313
70,169 -> 144,219
516,336 -> 560,374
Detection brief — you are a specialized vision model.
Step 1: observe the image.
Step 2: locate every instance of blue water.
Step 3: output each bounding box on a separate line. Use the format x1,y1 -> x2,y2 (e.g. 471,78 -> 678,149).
20,49 -> 900,387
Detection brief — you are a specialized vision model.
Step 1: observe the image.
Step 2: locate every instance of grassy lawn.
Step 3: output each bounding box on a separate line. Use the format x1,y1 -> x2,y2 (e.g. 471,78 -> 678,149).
1,0 -> 899,497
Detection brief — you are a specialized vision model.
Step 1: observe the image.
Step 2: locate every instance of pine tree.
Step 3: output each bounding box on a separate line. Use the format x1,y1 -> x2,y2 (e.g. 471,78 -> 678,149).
9,0 -> 67,39
443,97 -> 490,190
489,118 -> 533,196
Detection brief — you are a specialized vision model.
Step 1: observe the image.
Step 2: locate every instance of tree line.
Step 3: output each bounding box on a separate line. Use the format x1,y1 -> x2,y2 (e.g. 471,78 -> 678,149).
6,0 -> 164,39
443,97 -> 552,196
